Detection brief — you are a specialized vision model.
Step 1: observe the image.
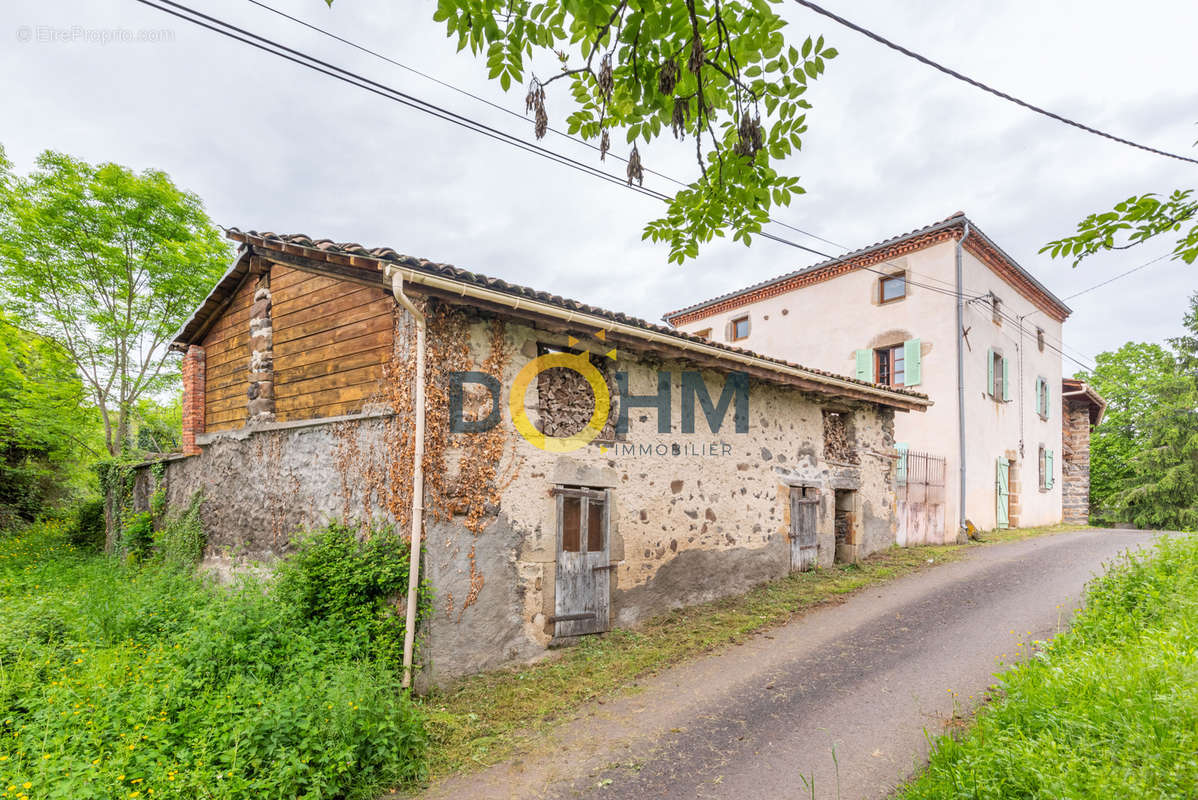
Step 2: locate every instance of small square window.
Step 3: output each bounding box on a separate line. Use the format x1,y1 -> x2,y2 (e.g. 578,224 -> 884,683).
880,274 -> 906,303
991,295 -> 1003,326
730,316 -> 750,341
1037,328 -> 1045,352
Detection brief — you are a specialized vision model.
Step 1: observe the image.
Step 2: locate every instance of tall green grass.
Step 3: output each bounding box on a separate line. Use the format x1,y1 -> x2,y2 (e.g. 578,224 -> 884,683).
0,521 -> 426,800
901,533 -> 1198,799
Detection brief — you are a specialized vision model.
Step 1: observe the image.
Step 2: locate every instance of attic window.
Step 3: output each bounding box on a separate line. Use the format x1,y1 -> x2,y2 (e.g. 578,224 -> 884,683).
879,273 -> 906,303
729,316 -> 750,342
1036,328 -> 1045,352
991,295 -> 1003,326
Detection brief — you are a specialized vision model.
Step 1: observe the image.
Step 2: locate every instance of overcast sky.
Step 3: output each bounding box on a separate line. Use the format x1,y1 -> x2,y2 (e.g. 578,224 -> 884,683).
4,0 -> 1197,374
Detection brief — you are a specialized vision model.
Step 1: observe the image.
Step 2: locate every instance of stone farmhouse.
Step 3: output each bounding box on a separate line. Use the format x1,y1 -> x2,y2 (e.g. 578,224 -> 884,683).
664,212 -> 1106,541
136,228 -> 929,686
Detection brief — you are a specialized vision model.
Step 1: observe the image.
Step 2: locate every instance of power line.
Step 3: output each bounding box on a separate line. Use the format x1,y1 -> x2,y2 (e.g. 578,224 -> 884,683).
135,0 -> 674,203
1062,252 -> 1176,301
792,0 -> 1198,167
137,0 -> 989,308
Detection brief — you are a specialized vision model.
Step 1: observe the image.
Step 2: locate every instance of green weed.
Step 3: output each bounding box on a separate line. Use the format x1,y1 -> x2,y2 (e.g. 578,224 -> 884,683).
900,533 -> 1198,799
0,520 -> 427,799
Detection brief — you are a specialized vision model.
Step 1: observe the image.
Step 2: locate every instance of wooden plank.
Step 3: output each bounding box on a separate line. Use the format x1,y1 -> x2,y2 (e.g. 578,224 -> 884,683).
274,329 -> 392,370
273,283 -> 386,325
276,398 -> 382,423
271,268 -> 340,294
201,311 -> 250,347
274,313 -> 392,358
275,380 -> 383,414
203,332 -> 251,360
275,363 -> 385,399
205,393 -> 248,415
204,345 -> 250,374
206,381 -> 248,402
275,346 -> 390,384
274,299 -> 391,346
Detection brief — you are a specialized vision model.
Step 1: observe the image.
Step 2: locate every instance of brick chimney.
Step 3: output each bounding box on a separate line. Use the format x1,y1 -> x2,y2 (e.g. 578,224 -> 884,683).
181,344 -> 206,455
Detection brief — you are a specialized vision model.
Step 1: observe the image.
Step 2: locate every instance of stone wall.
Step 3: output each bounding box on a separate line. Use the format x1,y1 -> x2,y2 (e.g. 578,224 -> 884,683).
137,307 -> 902,687
1062,401 -> 1092,524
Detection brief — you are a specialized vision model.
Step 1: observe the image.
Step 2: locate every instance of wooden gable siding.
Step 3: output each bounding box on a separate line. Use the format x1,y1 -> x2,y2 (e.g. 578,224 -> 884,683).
201,275 -> 255,432
270,265 -> 394,422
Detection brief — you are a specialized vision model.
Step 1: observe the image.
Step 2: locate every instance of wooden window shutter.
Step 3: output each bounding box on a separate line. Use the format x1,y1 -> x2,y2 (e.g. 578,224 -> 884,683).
1002,356 -> 1010,402
1046,449 -> 1054,489
986,348 -> 995,397
903,339 -> 921,386
724,320 -> 733,341
855,349 -> 873,382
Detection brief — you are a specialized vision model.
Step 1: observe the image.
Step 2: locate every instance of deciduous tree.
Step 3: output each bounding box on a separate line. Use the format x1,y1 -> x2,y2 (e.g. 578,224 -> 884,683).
0,148 -> 230,456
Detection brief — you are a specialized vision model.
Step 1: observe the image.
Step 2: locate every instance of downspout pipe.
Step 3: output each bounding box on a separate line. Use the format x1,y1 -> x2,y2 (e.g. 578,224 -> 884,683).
385,266 -> 426,690
955,221 -> 971,537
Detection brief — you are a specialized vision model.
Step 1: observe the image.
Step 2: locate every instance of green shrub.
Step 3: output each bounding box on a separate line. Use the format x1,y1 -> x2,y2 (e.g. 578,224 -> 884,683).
0,521 -> 428,798
153,493 -> 205,567
121,509 -> 154,560
64,497 -> 106,550
900,534 -> 1198,799
274,522 -> 429,668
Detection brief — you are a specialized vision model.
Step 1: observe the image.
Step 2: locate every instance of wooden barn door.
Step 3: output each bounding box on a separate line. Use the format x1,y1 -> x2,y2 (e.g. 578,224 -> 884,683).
790,487 -> 819,572
554,487 -> 611,637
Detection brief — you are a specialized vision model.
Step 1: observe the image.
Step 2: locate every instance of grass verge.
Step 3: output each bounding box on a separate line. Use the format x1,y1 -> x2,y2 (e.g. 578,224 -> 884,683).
420,523 -> 1084,780
898,532 -> 1198,799
0,521 -> 426,800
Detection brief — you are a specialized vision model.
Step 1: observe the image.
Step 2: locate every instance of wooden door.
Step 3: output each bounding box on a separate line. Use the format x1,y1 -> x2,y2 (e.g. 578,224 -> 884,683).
996,457 -> 1010,529
790,487 -> 819,572
554,487 -> 611,637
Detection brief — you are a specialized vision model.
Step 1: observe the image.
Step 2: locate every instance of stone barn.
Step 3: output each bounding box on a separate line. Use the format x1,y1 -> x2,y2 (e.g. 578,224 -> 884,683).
136,229 -> 929,686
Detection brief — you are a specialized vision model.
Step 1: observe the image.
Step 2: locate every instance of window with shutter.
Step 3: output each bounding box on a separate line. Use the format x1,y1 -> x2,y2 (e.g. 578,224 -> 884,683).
855,349 -> 874,382
903,339 -> 921,386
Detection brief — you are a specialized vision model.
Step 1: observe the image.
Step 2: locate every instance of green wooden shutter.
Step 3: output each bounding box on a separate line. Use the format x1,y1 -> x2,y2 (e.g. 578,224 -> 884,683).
986,348 -> 995,396
855,349 -> 873,382
996,457 -> 1009,529
1046,449 -> 1054,489
1002,356 -> 1011,402
903,339 -> 922,386
895,442 -> 909,484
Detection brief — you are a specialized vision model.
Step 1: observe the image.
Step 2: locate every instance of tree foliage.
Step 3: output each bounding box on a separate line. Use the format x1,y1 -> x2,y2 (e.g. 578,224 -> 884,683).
0,147 -> 231,455
1079,297 -> 1198,530
388,0 -> 836,263
0,313 -> 99,524
1042,189 -> 1198,266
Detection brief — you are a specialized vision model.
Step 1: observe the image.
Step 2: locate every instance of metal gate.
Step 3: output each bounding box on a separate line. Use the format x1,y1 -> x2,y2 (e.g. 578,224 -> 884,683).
896,450 -> 947,545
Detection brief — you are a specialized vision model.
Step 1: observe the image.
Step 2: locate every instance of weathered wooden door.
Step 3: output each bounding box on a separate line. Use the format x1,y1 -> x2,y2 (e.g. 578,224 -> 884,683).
996,457 -> 1010,529
790,487 -> 819,572
554,487 -> 611,637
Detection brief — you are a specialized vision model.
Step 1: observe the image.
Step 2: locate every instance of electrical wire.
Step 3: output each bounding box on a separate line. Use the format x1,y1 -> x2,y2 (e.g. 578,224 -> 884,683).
1062,252 -> 1176,301
792,0 -> 1198,167
137,0 -> 992,309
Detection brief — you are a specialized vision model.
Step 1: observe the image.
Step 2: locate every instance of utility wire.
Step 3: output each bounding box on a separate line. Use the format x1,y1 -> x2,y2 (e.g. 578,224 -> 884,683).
137,0 -> 989,308
792,0 -> 1198,167
135,0 -> 673,203
1062,252 -> 1176,301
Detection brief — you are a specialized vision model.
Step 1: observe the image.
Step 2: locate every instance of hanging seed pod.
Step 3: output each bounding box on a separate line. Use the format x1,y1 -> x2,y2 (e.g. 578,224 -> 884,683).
658,59 -> 677,96
671,96 -> 689,140
599,129 -> 611,161
734,113 -> 764,157
688,37 -> 704,75
626,144 -> 644,186
598,53 -> 614,101
525,80 -> 548,139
